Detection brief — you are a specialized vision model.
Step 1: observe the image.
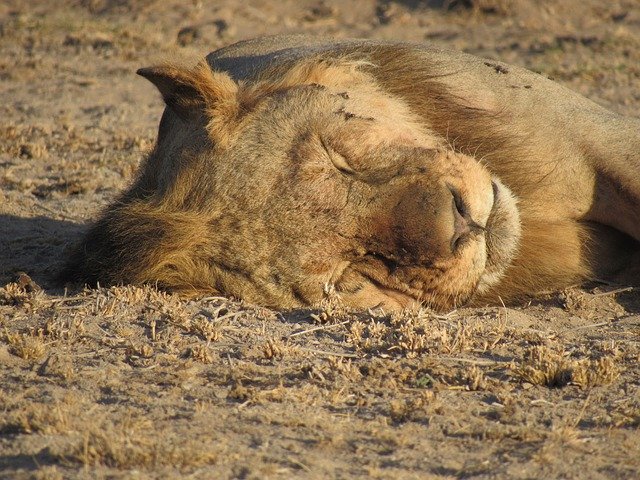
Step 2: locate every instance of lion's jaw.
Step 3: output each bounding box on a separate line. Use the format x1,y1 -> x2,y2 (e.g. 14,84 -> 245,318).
324,170 -> 521,312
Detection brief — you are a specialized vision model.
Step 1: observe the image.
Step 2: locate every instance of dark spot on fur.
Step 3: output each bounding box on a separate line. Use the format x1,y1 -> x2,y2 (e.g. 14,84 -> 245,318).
337,91 -> 350,99
484,62 -> 509,74
334,107 -> 355,120
333,107 -> 374,122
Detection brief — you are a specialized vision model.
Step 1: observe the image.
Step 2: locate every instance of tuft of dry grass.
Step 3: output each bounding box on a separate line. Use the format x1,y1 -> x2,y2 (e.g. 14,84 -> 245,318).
44,317 -> 86,342
53,416 -> 222,470
190,316 -> 223,342
3,329 -> 47,361
462,365 -> 488,391
514,345 -> 573,387
1,401 -> 73,435
126,341 -> 154,358
184,343 -> 214,363
0,279 -> 44,308
346,308 -> 503,357
571,356 -> 621,388
388,390 -> 437,423
514,345 -> 621,388
262,338 -> 286,359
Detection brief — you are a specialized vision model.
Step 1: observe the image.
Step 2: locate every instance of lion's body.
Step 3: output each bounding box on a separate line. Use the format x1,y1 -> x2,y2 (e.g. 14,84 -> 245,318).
63,36 -> 640,311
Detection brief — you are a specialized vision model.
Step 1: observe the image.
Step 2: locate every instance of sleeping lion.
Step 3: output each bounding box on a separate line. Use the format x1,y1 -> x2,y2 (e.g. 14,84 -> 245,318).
62,35 -> 640,311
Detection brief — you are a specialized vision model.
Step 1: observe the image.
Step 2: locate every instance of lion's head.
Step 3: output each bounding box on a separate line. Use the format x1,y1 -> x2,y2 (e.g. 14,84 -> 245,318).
64,56 -> 521,311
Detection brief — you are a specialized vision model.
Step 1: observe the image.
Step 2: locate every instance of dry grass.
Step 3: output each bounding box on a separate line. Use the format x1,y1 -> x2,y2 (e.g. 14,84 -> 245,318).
347,308 -> 504,357
1,403 -> 70,435
1,279 -> 638,477
0,280 -> 43,308
3,329 -> 47,362
2,0 -> 640,478
444,0 -> 514,16
53,416 -> 222,469
514,345 -> 621,388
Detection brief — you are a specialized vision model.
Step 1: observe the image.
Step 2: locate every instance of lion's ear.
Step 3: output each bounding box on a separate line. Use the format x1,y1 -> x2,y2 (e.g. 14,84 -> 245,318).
137,65 -> 206,122
137,63 -> 240,140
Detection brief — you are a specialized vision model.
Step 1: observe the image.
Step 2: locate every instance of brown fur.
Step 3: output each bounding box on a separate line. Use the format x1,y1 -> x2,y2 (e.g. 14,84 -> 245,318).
61,37 -> 640,311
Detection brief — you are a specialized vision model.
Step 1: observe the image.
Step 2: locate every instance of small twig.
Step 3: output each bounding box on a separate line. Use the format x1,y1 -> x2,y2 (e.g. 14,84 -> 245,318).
74,348 -> 111,358
206,342 -> 243,350
430,309 -> 458,320
572,393 -> 591,428
34,203 -> 76,221
531,399 -> 555,406
200,296 -> 233,302
287,320 -> 349,338
48,295 -> 89,304
436,356 -> 510,366
592,286 -> 634,297
286,457 -> 311,473
590,278 -> 620,286
499,296 -> 507,309
559,321 -> 612,334
214,311 -> 245,322
297,347 -> 357,358
53,305 -> 86,311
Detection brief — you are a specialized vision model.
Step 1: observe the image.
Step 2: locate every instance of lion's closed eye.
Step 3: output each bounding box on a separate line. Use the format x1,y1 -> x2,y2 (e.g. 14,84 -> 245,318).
320,136 -> 356,175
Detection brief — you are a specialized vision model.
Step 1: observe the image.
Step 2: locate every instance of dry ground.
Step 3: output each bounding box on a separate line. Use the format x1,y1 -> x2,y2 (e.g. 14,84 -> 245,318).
1,1 -> 639,478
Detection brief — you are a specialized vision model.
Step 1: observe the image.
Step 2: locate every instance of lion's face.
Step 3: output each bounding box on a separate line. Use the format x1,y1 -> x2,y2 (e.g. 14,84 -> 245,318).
146,62 -> 521,311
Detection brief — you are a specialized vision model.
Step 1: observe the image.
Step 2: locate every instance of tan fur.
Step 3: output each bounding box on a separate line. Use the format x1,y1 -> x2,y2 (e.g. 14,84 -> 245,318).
61,36 -> 640,311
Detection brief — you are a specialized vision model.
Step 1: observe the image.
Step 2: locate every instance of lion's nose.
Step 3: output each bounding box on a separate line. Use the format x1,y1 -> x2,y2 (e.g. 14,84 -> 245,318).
449,184 -> 484,252
451,206 -> 471,251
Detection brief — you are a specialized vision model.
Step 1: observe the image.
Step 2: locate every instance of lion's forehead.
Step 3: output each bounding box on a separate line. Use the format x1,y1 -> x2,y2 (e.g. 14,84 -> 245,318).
241,59 -> 442,151
323,79 -> 441,150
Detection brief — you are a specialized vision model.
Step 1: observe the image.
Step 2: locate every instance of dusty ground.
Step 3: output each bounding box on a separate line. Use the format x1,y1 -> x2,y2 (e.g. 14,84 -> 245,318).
1,0 -> 640,478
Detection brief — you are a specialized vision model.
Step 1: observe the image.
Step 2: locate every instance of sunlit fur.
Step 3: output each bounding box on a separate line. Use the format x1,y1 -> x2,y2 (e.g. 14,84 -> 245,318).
62,37 -> 640,311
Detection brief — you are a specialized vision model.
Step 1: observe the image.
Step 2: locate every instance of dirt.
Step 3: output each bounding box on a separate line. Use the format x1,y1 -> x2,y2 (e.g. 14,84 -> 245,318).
1,0 -> 639,478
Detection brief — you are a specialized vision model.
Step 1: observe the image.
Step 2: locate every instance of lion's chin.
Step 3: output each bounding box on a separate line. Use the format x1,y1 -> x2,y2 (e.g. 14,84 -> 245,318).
475,177 -> 521,294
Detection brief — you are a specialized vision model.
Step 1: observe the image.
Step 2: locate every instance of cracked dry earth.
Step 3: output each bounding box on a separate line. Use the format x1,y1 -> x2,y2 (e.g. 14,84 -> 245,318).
1,1 -> 639,479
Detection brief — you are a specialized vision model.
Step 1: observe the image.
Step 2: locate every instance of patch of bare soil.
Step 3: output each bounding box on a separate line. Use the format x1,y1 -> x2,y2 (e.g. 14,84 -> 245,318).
1,1 -> 639,478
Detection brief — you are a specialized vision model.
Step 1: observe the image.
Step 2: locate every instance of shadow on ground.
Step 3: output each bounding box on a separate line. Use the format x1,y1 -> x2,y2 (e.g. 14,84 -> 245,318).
0,214 -> 86,290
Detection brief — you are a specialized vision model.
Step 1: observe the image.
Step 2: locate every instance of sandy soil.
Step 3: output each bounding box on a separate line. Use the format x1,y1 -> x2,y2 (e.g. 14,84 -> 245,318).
1,1 -> 639,478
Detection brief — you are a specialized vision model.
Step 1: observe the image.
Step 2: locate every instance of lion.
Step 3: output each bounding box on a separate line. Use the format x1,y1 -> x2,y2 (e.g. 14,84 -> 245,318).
61,35 -> 640,311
